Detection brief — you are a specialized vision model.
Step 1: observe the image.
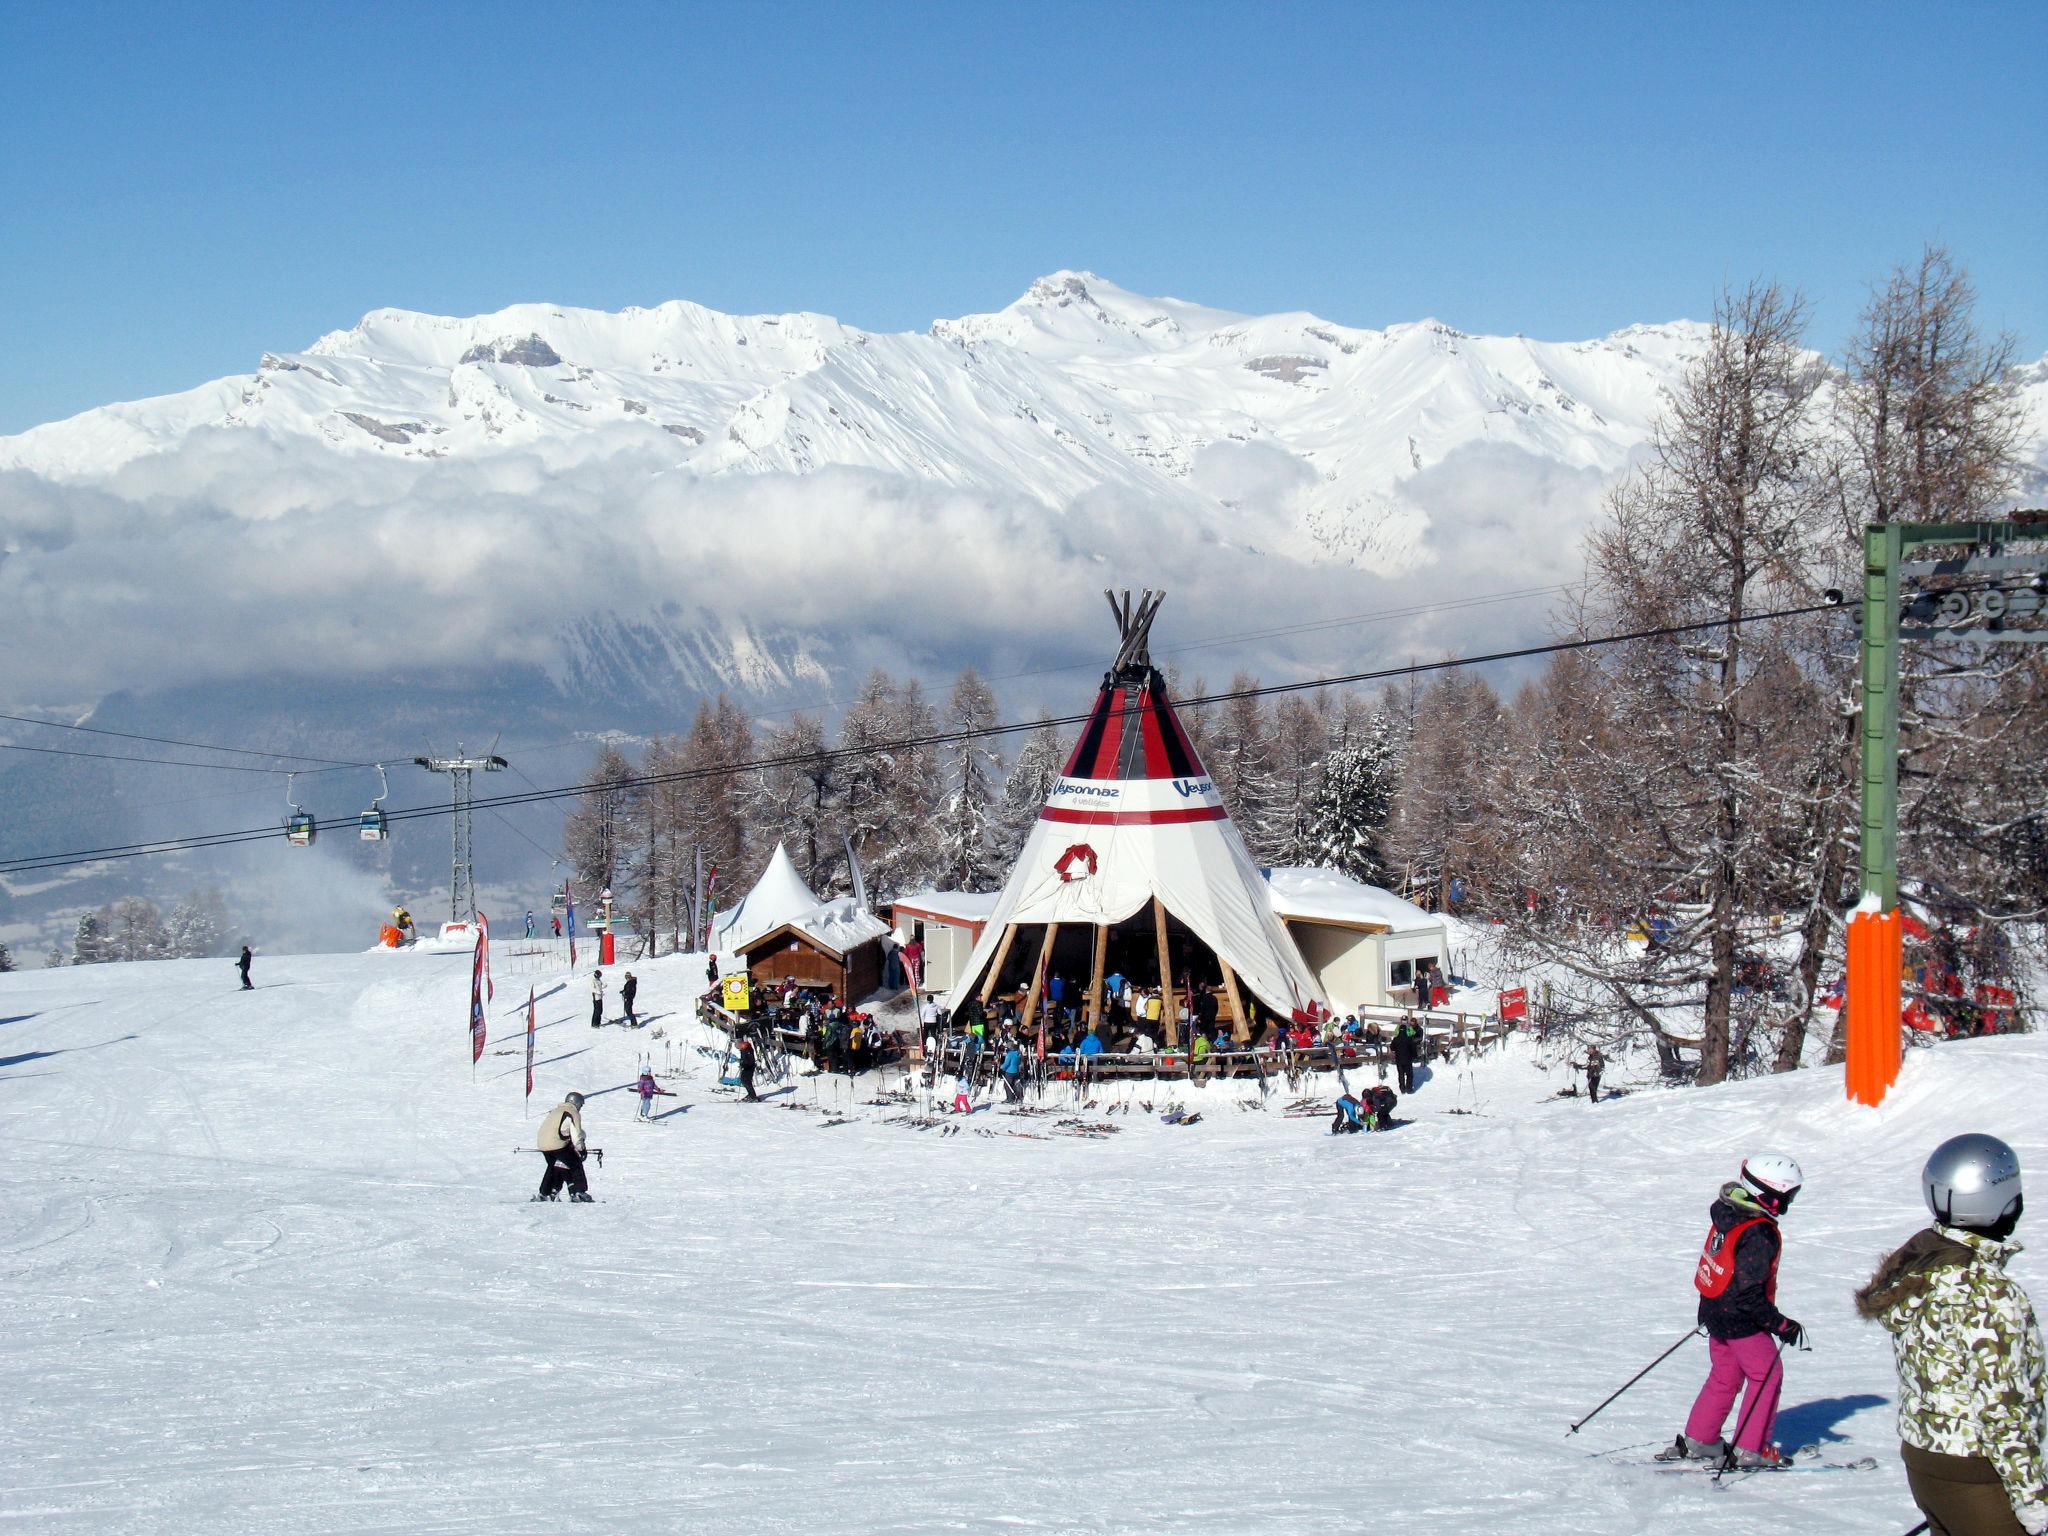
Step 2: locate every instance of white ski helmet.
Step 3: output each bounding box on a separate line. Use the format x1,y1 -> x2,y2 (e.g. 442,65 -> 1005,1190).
1924,1133 -> 2023,1234
1740,1154 -> 1803,1215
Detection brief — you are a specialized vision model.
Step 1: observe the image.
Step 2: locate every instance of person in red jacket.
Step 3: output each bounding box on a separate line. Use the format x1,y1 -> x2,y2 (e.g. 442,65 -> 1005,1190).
1656,1154 -> 1806,1468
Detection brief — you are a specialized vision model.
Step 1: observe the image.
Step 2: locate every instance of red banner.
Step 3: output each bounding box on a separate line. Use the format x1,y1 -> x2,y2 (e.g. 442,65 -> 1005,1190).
477,909 -> 493,1002
469,932 -> 488,1064
525,985 -> 537,1103
1498,986 -> 1529,1023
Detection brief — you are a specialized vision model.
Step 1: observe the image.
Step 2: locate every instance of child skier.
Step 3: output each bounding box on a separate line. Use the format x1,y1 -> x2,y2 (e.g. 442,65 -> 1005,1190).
635,1068 -> 672,1121
1657,1154 -> 1806,1467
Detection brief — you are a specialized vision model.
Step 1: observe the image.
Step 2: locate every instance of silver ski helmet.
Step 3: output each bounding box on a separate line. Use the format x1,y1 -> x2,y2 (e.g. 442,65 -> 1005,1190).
565,1092 -> 585,1110
1924,1133 -> 2023,1235
1740,1154 -> 1803,1215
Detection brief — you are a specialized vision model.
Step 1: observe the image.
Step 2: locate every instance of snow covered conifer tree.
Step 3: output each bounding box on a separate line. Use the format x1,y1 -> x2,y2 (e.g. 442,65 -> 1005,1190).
71,910 -> 106,965
1303,714 -> 1401,884
166,890 -> 230,959
936,667 -> 1005,891
0,942 -> 12,973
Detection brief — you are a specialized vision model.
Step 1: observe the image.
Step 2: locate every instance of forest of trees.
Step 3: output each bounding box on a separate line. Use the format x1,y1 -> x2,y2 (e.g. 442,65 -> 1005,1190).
62,890 -> 235,966
555,247 -> 2040,1084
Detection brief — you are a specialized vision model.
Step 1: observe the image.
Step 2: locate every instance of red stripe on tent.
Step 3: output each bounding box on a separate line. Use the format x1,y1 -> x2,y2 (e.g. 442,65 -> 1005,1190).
1038,805 -> 1229,826
1138,694 -> 1172,777
1092,692 -> 1127,778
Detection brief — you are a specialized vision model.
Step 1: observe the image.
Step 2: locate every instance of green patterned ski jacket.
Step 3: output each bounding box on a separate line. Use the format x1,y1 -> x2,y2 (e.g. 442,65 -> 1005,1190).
1857,1224 -> 2048,1533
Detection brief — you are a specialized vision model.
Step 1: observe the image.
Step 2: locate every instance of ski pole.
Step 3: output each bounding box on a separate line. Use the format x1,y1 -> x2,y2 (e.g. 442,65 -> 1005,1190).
1713,1335 -> 1789,1480
1899,1523 -> 1928,1536
1566,1327 -> 1703,1435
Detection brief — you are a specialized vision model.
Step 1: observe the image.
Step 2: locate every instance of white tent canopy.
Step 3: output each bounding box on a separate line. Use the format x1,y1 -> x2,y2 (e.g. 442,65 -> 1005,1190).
711,843 -> 822,953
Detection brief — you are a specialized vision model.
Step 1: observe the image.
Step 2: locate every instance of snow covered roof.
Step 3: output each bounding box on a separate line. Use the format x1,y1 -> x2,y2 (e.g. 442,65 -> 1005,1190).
746,896 -> 889,959
712,843 -> 821,952
1262,867 -> 1443,933
891,890 -> 1003,926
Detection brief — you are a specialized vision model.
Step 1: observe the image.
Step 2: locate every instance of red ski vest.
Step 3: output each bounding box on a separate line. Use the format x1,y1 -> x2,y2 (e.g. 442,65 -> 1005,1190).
1694,1216 -> 1778,1301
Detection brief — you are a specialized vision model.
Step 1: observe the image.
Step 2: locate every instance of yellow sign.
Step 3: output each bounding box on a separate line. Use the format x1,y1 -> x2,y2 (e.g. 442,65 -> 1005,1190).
722,974 -> 751,1013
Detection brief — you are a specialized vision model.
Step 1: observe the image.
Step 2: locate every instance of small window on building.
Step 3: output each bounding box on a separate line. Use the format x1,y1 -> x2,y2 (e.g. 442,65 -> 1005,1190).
1390,958 -> 1413,989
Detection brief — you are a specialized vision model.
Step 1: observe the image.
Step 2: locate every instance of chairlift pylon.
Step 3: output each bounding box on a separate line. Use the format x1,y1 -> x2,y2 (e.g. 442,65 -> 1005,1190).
284,773 -> 316,847
359,764 -> 390,841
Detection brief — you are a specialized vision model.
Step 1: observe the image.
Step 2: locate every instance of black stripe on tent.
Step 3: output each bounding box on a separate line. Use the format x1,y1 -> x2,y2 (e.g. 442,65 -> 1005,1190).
1148,673 -> 1200,779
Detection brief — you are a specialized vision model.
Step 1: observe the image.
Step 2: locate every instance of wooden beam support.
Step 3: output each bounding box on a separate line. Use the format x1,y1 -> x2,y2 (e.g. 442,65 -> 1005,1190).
977,923 -> 1020,1006
1218,959 -> 1250,1043
1153,899 -> 1179,1049
1086,924 -> 1108,1039
1019,923 -> 1060,1038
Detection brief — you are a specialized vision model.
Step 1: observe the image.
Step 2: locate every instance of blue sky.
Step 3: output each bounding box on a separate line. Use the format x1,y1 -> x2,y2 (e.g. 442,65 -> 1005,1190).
1,1 -> 2041,435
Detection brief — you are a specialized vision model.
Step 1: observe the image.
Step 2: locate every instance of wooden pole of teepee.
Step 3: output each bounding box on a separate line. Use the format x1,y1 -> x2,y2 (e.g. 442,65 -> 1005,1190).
978,923 -> 1020,1006
1153,899 -> 1179,1049
1218,958 -> 1251,1044
1086,923 -> 1108,1039
1020,923 -> 1059,1037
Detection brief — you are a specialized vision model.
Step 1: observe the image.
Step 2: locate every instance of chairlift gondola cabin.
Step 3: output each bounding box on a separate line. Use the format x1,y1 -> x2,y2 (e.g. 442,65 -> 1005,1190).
358,764 -> 390,842
284,774 -> 316,847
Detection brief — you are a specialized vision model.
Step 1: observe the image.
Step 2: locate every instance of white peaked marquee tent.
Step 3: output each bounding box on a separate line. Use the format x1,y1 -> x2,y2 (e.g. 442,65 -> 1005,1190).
946,591 -> 1329,1043
712,842 -> 824,952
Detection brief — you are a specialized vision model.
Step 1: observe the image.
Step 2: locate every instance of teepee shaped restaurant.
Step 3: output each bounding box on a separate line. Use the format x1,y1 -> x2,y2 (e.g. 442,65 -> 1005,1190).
947,591 -> 1328,1044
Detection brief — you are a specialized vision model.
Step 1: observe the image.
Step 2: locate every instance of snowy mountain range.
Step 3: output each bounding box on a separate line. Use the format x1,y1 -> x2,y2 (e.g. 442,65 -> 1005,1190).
2,271 -> 1712,574
1,273 -> 2042,947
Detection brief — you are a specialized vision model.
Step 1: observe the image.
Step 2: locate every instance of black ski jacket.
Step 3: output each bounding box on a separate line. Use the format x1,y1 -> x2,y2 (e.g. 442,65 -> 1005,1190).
1696,1186 -> 1788,1340
1390,1026 -> 1421,1065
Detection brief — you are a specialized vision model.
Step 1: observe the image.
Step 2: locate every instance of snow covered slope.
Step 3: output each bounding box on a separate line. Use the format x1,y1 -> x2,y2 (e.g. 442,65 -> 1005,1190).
4,947 -> 2042,1532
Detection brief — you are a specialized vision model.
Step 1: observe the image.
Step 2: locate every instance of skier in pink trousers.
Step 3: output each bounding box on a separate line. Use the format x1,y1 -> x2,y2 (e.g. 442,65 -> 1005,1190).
1656,1154 -> 1807,1468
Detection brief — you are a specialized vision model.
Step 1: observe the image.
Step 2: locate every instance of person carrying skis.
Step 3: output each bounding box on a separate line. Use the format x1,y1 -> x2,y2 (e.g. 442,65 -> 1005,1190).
237,944 -> 254,990
1656,1154 -> 1805,1467
736,1033 -> 759,1101
1390,1015 -> 1421,1093
621,971 -> 639,1028
1857,1133 -> 2045,1536
534,1092 -> 593,1201
589,969 -> 605,1028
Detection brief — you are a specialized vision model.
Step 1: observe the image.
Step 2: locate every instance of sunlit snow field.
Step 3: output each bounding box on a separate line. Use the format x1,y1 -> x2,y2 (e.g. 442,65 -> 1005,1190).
3,948 -> 2042,1533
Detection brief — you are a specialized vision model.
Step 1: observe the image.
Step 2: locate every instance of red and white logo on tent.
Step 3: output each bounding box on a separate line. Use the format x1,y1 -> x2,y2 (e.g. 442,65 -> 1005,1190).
1054,843 -> 1099,882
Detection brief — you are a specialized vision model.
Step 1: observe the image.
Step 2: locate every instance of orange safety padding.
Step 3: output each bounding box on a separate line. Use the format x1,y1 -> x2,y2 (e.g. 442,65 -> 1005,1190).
1846,909 -> 1903,1106
380,924 -> 403,948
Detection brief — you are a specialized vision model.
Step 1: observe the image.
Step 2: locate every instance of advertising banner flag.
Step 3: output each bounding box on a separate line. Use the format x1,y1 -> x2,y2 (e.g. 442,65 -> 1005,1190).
469,933 -> 488,1065
565,883 -> 578,969
525,986 -> 537,1105
476,909 -> 493,1002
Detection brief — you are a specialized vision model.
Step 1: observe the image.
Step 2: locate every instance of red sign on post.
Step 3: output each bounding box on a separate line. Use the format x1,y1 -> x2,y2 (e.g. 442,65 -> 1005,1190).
1498,986 -> 1529,1024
